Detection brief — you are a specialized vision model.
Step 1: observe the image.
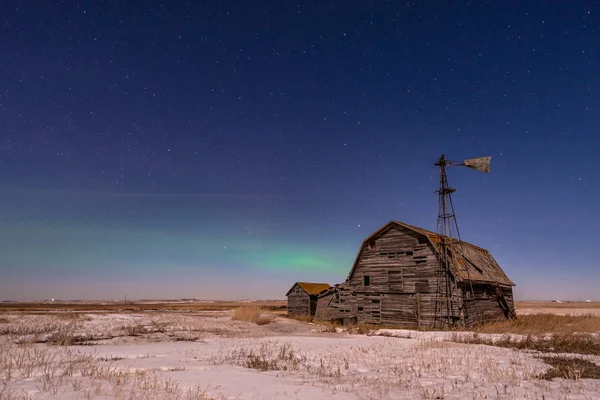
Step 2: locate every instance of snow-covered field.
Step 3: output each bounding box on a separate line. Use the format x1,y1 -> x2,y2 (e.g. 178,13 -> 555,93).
1,310 -> 599,400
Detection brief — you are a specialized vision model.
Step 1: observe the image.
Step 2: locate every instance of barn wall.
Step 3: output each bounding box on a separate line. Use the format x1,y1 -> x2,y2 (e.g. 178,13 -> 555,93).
318,226 -> 463,327
315,292 -> 333,320
309,296 -> 319,316
287,285 -> 310,316
315,225 -> 515,327
461,284 -> 516,323
501,286 -> 515,312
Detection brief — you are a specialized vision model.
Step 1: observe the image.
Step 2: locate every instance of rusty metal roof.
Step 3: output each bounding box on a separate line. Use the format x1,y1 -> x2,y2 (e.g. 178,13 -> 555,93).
286,282 -> 331,296
348,220 -> 515,287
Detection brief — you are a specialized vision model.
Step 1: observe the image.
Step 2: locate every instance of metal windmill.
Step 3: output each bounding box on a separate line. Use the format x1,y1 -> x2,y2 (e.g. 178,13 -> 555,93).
433,154 -> 491,328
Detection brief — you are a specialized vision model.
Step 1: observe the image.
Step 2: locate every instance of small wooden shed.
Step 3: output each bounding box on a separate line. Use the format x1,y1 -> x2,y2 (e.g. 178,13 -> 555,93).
286,282 -> 331,317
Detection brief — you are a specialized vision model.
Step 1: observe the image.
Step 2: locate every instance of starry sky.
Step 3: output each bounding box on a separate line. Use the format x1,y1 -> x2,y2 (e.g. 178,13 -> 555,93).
1,1 -> 598,301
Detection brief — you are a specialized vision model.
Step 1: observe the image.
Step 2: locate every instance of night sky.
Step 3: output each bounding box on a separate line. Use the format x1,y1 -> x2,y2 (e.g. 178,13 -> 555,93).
1,1 -> 598,301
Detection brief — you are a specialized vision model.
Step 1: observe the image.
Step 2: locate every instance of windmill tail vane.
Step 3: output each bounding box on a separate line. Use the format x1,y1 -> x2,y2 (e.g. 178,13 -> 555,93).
457,156 -> 492,173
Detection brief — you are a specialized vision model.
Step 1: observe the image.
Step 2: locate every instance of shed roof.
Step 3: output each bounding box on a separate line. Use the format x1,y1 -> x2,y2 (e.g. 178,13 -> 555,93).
348,220 -> 515,287
286,282 -> 331,296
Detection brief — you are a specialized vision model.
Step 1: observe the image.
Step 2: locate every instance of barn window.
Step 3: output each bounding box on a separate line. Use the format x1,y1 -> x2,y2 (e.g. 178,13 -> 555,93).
357,306 -> 364,311
368,240 -> 377,249
465,290 -> 472,299
406,251 -> 413,256
415,280 -> 429,293
414,255 -> 427,264
363,275 -> 371,287
418,237 -> 426,244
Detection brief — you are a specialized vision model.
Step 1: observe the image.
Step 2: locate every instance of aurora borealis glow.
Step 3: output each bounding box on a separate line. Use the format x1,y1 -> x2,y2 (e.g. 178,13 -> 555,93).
1,2 -> 599,300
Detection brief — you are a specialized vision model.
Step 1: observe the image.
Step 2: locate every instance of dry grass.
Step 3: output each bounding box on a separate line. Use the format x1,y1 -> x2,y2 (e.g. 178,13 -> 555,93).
221,342 -> 306,372
288,314 -> 314,323
540,356 -> 600,380
293,312 -> 600,337
0,338 -> 228,399
208,337 -> 600,398
450,313 -> 600,355
452,332 -> 600,356
232,305 -> 272,325
472,314 -> 600,335
1,309 -> 600,399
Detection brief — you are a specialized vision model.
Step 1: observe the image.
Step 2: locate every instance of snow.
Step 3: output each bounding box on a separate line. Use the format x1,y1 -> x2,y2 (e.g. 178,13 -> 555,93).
1,312 -> 599,399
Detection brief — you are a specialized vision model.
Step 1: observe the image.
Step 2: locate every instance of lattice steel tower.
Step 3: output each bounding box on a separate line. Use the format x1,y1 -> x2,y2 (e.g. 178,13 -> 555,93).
433,154 -> 491,328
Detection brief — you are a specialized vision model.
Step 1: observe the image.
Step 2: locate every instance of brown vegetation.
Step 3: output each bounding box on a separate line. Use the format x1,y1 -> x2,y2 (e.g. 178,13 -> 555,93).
472,313 -> 600,335
233,305 -> 272,325
540,356 -> 600,380
452,332 -> 600,356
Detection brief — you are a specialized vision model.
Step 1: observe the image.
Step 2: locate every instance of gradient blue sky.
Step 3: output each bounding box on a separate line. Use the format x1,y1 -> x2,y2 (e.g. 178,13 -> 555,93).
1,1 -> 598,301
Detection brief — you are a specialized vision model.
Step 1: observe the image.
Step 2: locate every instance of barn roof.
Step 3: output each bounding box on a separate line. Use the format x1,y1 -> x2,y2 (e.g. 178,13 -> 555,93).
348,220 -> 515,287
286,282 -> 331,296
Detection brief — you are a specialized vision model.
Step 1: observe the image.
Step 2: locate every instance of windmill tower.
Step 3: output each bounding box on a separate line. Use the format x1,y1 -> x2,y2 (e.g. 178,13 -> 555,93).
433,154 -> 491,328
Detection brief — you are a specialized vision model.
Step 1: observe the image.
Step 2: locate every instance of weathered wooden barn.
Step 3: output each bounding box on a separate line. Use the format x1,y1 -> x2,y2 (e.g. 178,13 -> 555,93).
286,282 -> 331,317
314,221 -> 515,327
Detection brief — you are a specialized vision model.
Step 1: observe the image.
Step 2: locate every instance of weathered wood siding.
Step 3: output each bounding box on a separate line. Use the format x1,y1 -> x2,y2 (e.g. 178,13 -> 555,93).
317,226 -> 462,327
287,284 -> 311,317
461,284 -> 516,324
315,293 -> 333,320
315,225 -> 515,327
309,295 -> 319,316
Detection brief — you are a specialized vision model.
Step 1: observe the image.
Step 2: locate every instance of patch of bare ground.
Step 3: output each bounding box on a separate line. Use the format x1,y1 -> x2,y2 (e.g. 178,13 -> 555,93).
540,356 -> 600,380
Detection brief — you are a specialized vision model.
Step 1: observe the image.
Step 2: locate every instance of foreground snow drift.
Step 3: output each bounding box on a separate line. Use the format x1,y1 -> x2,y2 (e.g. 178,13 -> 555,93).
0,312 -> 599,399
